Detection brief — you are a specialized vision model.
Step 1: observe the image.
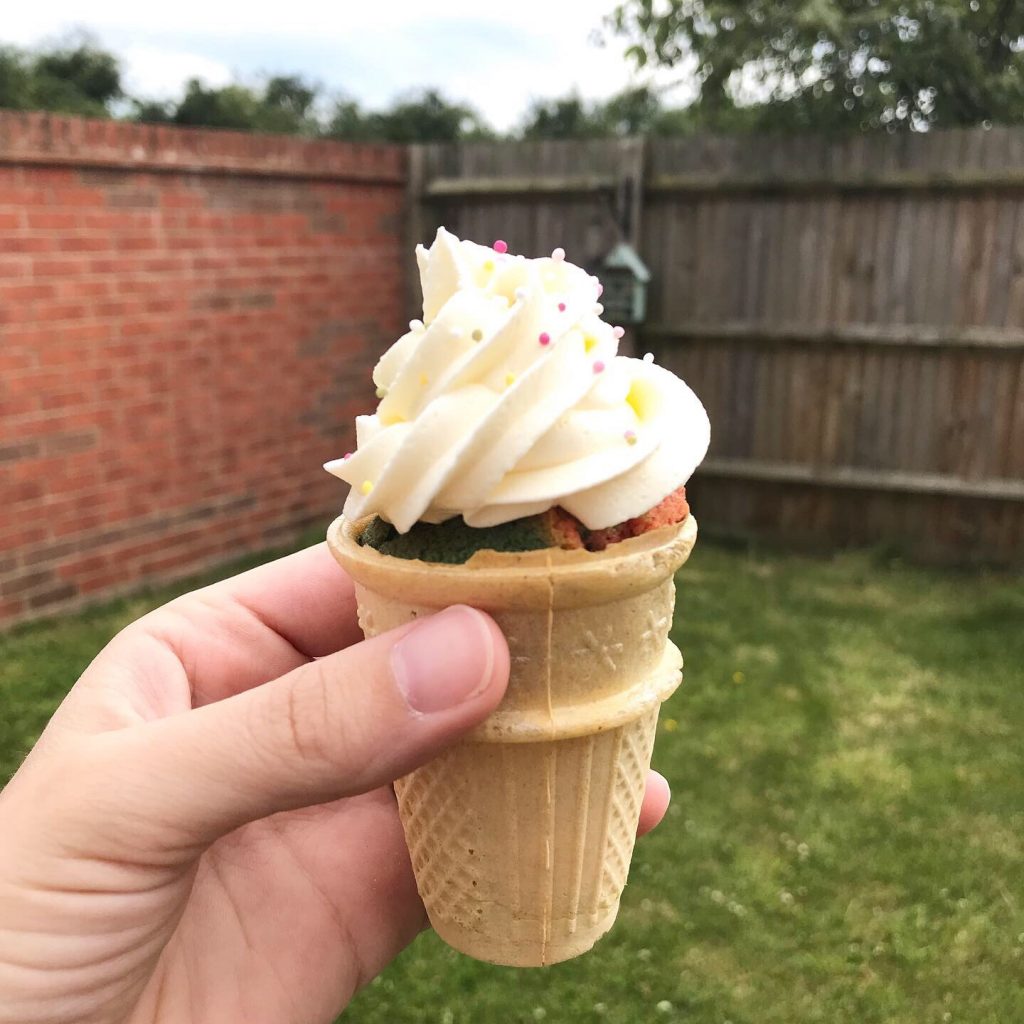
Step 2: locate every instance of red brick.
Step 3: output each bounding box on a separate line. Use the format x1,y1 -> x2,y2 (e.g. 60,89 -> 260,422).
25,210 -> 80,230
57,235 -> 114,253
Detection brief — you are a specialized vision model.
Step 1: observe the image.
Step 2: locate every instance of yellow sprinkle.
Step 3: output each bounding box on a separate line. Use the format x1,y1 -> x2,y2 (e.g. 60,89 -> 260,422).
626,377 -> 657,421
505,373 -> 517,387
483,259 -> 495,272
663,718 -> 679,733
359,480 -> 374,495
419,373 -> 429,387
584,335 -> 597,353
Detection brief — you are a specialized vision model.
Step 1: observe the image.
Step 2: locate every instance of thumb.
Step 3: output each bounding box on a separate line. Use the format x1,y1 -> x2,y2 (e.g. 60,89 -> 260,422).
112,605 -> 509,845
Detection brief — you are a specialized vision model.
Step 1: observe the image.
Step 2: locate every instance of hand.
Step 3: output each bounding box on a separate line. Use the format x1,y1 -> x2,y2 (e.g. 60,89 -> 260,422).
0,544 -> 672,1024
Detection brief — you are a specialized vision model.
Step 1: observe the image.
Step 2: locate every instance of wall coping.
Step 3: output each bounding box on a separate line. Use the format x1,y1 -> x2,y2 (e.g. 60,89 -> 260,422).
0,111 -> 406,184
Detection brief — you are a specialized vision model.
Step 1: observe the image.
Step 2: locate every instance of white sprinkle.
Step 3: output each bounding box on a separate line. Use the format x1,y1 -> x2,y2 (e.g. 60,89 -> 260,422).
643,351 -> 655,363
594,303 -> 604,315
409,318 -> 424,331
551,247 -> 565,261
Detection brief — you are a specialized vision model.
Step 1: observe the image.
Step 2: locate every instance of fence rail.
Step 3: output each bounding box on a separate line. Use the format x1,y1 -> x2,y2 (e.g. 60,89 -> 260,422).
410,130 -> 1024,564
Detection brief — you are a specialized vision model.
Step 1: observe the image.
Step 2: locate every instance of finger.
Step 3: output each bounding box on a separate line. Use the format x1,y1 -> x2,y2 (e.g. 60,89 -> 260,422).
637,770 -> 671,837
105,606 -> 510,847
87,543 -> 363,713
203,542 -> 361,659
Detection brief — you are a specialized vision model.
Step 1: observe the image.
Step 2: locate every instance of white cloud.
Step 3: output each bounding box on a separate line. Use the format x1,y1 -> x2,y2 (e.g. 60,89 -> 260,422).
120,46 -> 233,100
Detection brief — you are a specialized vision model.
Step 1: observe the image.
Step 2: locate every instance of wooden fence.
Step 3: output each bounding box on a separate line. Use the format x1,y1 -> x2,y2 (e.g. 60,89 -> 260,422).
409,130 -> 1024,564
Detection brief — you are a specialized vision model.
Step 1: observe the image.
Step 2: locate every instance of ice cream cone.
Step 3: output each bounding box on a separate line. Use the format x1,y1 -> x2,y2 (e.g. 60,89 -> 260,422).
327,513 -> 698,967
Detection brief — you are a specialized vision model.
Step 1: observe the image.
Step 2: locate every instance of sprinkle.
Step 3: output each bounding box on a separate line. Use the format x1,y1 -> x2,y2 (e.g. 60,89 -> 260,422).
596,283 -> 604,297
538,331 -> 551,346
594,303 -> 604,315
624,430 -> 637,445
584,335 -> 597,353
483,259 -> 495,272
375,385 -> 388,399
613,326 -> 625,339
558,302 -> 566,312
505,372 -> 517,387
593,360 -> 606,374
342,451 -> 353,460
493,239 -> 508,254
551,247 -> 565,261
471,328 -> 484,342
359,480 -> 374,495
642,351 -> 655,363
409,318 -> 424,331
419,372 -> 429,387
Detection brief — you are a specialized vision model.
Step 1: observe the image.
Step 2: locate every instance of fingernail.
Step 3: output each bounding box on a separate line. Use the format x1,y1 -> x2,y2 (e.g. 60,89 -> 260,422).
391,606 -> 495,714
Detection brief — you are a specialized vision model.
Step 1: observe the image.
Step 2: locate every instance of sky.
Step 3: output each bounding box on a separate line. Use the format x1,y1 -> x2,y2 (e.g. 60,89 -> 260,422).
0,1 -> 698,131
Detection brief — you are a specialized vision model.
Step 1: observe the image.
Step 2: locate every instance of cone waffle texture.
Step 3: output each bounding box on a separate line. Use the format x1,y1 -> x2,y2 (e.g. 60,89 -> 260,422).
327,514 -> 698,967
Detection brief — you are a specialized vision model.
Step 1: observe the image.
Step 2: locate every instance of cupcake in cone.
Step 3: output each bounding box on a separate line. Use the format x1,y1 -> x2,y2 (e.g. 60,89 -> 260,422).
324,228 -> 709,967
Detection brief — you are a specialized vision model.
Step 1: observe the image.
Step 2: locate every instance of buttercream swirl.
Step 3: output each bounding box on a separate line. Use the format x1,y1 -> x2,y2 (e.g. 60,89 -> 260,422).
325,228 -> 710,533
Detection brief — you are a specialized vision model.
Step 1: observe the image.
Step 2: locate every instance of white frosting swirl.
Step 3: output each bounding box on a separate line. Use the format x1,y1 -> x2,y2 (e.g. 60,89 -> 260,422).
325,227 -> 710,533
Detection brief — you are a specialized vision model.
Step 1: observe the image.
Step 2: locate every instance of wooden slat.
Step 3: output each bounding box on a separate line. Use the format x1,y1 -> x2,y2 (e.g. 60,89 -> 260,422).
697,458 -> 1024,501
647,171 -> 1024,196
640,321 -> 1024,350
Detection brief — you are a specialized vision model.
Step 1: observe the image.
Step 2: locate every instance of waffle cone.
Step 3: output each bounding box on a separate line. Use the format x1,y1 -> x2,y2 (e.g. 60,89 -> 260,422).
327,514 -> 697,967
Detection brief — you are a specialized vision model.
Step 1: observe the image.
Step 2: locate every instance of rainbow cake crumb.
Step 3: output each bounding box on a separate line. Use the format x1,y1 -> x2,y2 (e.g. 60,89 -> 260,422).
359,486 -> 691,563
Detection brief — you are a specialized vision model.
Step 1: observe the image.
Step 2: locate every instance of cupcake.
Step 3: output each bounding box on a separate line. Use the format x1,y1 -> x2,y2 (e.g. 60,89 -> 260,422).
325,228 -> 709,966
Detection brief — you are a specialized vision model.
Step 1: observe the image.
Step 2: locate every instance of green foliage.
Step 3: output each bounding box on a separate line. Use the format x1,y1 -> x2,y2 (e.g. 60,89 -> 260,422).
519,85 -> 703,139
3,541 -> 1022,1021
326,88 -> 495,143
0,35 -> 121,118
608,0 -> 1024,131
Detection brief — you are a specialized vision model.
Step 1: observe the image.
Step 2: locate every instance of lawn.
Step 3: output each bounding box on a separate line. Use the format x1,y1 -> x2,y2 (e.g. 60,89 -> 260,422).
2,538 -> 1022,1023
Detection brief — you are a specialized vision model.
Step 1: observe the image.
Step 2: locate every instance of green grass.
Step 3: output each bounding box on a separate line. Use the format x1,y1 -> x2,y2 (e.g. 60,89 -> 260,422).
2,540 -> 1022,1022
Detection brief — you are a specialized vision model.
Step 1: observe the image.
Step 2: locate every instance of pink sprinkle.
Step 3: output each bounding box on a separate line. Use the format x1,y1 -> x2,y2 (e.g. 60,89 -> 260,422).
552,247 -> 565,261
596,282 -> 604,297
624,430 -> 637,445
539,331 -> 551,346
342,452 -> 353,460
493,239 -> 508,254
613,326 -> 625,339
593,360 -> 606,374
558,302 -> 566,312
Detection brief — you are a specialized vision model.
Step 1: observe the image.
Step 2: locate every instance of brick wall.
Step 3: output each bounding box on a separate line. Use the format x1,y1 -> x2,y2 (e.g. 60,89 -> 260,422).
1,112 -> 407,626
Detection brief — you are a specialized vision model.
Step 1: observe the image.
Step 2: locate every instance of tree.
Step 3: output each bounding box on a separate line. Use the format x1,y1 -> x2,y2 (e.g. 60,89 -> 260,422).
519,86 -> 701,139
327,89 -> 493,143
0,36 -> 122,118
520,93 -> 609,139
151,75 -> 322,135
607,0 -> 1024,131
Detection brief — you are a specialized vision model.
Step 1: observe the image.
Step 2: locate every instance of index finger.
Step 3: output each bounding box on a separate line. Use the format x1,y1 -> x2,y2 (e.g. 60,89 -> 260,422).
205,541 -> 362,659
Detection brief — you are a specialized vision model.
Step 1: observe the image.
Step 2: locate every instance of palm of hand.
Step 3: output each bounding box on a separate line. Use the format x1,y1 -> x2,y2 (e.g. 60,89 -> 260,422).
147,791 -> 420,1023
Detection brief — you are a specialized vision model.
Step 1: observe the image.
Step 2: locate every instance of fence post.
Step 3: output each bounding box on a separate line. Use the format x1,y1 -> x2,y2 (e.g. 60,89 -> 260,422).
406,143 -> 427,321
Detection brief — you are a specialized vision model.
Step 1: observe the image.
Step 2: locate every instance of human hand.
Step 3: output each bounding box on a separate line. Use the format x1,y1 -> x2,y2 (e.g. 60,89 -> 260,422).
0,543 -> 672,1024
